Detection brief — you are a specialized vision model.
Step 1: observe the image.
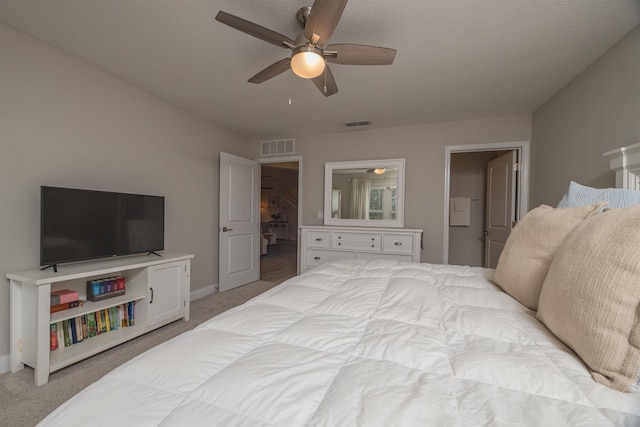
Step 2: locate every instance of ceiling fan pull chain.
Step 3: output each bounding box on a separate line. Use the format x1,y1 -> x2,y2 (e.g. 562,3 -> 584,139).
323,67 -> 328,93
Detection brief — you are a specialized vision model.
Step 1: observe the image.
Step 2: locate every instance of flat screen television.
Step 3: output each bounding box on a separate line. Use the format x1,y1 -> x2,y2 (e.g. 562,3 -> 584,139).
41,186 -> 165,269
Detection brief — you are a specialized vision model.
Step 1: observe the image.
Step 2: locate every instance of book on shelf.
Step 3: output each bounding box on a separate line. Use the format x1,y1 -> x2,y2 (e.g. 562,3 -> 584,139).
81,316 -> 88,340
50,323 -> 58,351
128,301 -> 135,326
104,308 -> 111,332
69,318 -> 77,344
50,300 -> 82,313
96,310 -> 103,334
75,316 -> 84,343
117,305 -> 125,328
51,289 -> 79,305
87,276 -> 126,302
109,307 -> 118,330
56,321 -> 65,350
63,320 -> 71,347
50,303 -> 137,352
87,312 -> 97,337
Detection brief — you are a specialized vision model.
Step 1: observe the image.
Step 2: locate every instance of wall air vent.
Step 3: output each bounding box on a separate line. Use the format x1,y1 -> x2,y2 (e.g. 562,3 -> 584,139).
261,139 -> 295,156
344,120 -> 372,127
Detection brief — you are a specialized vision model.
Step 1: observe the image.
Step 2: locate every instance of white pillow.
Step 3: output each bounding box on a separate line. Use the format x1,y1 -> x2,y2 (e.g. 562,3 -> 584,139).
557,181 -> 640,209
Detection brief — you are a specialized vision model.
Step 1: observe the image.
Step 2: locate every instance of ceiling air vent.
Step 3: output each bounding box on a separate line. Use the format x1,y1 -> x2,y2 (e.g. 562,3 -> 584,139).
344,120 -> 372,128
261,139 -> 295,156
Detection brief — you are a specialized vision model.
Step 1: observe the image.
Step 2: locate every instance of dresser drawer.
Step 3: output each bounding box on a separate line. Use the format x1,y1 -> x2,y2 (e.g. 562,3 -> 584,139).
332,232 -> 381,251
357,252 -> 414,262
306,249 -> 355,268
306,231 -> 331,248
382,234 -> 415,254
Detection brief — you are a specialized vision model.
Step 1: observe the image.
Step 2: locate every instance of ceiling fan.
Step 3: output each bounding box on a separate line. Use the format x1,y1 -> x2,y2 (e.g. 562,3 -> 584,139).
215,0 -> 397,97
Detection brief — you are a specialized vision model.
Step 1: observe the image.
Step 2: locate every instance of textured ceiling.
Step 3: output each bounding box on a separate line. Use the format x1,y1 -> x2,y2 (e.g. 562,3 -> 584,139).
1,0 -> 639,139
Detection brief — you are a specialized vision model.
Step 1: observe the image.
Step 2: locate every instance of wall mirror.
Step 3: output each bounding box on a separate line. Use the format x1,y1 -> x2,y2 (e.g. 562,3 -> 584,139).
324,158 -> 405,227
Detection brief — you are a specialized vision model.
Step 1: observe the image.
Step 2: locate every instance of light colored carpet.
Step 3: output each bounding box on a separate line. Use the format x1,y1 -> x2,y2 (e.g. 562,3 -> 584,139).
0,279 -> 281,427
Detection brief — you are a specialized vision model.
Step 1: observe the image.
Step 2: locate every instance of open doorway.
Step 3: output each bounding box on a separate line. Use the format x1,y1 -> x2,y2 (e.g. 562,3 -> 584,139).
443,142 -> 530,267
258,158 -> 301,283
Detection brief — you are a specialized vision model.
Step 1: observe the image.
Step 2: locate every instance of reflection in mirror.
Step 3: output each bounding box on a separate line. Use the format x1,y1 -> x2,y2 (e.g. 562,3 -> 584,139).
331,189 -> 342,218
324,159 -> 405,227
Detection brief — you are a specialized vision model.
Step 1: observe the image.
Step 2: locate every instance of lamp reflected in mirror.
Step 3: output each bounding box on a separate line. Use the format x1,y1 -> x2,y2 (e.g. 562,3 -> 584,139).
324,159 -> 405,228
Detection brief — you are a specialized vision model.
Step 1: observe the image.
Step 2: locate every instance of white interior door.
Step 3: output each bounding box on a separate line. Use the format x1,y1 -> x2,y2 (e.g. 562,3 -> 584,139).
485,151 -> 517,268
219,152 -> 260,292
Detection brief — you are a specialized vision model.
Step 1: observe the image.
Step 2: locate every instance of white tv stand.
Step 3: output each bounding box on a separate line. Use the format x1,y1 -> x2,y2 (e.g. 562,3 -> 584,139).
7,252 -> 194,386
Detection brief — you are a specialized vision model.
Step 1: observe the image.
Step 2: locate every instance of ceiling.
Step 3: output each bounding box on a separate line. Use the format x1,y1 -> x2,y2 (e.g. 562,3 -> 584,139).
1,0 -> 639,140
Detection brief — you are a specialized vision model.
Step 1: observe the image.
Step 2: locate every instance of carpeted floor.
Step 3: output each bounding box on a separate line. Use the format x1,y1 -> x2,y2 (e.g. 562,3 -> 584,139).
0,279 -> 282,427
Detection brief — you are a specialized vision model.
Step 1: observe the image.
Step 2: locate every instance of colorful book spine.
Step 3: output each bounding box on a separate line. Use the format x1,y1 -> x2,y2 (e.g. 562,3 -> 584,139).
76,316 -> 84,342
87,312 -> 97,337
63,320 -> 71,347
128,301 -> 135,326
50,323 -> 58,351
70,318 -> 78,344
87,276 -> 126,301
81,316 -> 88,340
56,321 -> 65,349
96,311 -> 103,334
104,308 -> 111,332
117,305 -> 125,328
122,304 -> 129,327
109,307 -> 118,330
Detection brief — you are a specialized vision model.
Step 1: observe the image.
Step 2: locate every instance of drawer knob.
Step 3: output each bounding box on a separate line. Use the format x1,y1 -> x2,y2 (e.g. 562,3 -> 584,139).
371,244 -> 375,247
394,242 -> 402,246
315,238 -> 323,241
338,236 -> 342,239
338,243 -> 341,246
314,256 -> 321,260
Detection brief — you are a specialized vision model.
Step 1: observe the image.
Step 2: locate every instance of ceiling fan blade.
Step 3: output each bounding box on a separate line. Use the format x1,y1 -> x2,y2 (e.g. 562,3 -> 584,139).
248,58 -> 291,84
215,11 -> 296,48
304,0 -> 348,46
326,44 -> 397,65
312,65 -> 338,97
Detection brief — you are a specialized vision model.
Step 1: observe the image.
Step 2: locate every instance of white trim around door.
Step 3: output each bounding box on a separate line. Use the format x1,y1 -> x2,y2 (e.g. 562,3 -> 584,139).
443,141 -> 530,265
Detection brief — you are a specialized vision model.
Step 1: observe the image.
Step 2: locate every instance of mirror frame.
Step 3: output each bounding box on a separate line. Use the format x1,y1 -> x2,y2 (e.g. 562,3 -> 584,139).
324,158 -> 405,227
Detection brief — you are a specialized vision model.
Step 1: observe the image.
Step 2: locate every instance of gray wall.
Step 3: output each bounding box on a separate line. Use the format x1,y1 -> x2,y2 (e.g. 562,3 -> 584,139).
531,25 -> 640,206
448,151 -> 498,267
0,24 -> 250,362
250,115 -> 532,264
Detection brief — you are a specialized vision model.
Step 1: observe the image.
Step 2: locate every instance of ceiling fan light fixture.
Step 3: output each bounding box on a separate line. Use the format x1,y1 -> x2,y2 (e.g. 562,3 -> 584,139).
290,45 -> 325,79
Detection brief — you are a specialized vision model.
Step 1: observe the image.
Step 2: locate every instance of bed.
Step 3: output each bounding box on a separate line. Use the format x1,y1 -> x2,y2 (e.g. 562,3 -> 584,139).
39,145 -> 640,426
38,257 -> 639,426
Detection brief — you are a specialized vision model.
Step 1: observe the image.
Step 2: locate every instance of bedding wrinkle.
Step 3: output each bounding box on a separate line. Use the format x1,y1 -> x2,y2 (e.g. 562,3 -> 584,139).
305,274 -> 397,427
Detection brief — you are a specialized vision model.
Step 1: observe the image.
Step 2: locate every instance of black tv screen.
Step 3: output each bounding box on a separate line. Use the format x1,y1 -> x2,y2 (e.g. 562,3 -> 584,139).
40,186 -> 164,267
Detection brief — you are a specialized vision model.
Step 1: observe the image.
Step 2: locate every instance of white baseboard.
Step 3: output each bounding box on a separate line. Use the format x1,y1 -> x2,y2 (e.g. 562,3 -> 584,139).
190,283 -> 218,301
0,353 -> 10,374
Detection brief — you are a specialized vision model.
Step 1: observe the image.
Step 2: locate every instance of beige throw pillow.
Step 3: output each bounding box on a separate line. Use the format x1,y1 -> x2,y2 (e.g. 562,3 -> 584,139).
536,205 -> 640,392
493,203 -> 605,310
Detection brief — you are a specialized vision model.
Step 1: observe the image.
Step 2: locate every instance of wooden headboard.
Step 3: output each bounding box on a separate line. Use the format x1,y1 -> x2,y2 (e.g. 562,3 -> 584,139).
604,142 -> 640,190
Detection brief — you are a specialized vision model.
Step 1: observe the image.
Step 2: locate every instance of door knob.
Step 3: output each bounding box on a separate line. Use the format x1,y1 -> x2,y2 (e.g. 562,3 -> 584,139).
222,227 -> 233,232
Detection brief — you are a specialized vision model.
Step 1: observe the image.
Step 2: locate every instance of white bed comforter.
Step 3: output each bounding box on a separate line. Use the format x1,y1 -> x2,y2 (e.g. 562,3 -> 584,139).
40,260 -> 640,426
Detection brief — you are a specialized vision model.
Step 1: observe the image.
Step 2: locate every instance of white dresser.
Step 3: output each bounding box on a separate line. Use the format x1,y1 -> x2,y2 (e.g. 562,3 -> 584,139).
300,226 -> 422,271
